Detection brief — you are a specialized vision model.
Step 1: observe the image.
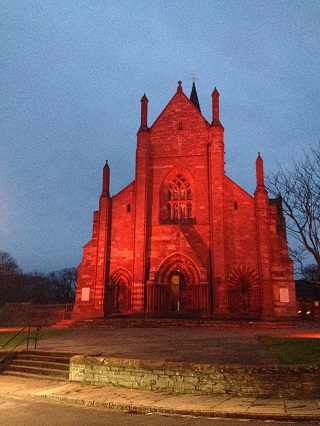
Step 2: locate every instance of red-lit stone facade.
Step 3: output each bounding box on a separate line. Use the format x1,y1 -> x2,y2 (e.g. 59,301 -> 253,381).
73,82 -> 297,320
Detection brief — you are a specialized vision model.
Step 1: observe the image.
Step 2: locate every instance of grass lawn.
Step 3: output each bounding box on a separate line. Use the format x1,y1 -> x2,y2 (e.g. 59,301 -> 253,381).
0,328 -> 71,350
259,335 -> 320,364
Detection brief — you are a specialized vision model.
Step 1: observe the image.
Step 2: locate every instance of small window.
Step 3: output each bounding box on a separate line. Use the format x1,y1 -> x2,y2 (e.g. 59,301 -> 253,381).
127,203 -> 131,213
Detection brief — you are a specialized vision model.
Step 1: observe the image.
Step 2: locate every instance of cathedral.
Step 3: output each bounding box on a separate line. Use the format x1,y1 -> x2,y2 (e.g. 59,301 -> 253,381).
73,81 -> 297,320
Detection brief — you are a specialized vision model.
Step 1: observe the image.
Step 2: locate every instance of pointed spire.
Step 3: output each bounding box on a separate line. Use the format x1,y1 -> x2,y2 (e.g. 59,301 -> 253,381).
255,152 -> 267,193
102,160 -> 110,197
139,93 -> 148,131
211,87 -> 221,125
190,82 -> 201,112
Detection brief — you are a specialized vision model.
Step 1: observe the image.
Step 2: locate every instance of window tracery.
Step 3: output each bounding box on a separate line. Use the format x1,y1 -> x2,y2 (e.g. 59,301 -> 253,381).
167,174 -> 193,220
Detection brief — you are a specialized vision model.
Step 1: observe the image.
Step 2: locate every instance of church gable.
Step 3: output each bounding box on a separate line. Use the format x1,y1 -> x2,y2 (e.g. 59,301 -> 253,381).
151,91 -> 208,131
113,181 -> 135,205
112,181 -> 135,227
224,175 -> 254,212
73,81 -> 297,321
150,82 -> 210,158
223,177 -> 262,277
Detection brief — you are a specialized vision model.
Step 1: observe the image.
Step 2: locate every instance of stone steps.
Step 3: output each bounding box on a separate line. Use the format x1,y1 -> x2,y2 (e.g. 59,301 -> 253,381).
2,350 -> 73,381
70,317 -> 296,329
52,319 -> 76,328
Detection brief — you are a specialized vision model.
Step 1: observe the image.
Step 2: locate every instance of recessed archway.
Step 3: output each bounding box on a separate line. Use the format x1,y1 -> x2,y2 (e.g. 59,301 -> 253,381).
227,266 -> 261,318
106,268 -> 132,315
149,253 -> 208,314
155,253 -> 200,285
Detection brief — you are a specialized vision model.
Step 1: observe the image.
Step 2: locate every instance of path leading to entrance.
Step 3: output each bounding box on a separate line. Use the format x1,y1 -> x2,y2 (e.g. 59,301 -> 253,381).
2,321 -> 320,421
38,321 -> 319,365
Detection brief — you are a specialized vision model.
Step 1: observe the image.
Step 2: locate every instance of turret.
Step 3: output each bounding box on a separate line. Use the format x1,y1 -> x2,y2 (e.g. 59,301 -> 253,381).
255,152 -> 267,194
211,88 -> 221,125
102,160 -> 110,197
254,152 -> 273,318
139,94 -> 148,131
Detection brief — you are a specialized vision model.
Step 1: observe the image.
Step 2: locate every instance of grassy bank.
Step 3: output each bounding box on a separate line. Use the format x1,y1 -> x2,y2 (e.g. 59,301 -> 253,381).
259,336 -> 320,364
0,328 -> 71,350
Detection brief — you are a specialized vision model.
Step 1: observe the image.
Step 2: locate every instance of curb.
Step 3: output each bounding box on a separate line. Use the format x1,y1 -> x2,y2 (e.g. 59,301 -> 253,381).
34,393 -> 320,422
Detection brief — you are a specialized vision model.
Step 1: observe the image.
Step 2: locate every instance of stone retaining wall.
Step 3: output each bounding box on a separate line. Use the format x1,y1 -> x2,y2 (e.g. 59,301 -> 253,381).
70,356 -> 320,398
0,303 -> 73,326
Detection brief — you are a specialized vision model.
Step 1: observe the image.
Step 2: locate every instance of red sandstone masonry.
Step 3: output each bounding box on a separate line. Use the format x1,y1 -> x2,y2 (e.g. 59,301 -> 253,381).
73,82 -> 297,320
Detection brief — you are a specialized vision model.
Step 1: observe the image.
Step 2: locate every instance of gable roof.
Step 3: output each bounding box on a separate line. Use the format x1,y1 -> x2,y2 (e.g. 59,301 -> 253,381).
151,81 -> 209,129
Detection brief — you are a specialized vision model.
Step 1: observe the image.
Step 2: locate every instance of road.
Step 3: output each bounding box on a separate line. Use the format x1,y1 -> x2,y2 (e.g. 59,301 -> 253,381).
0,395 -> 317,426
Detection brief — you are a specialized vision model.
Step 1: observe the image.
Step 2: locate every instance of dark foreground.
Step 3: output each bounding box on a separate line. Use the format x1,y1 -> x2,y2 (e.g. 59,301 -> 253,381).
0,394 -> 318,426
1,320 -> 320,422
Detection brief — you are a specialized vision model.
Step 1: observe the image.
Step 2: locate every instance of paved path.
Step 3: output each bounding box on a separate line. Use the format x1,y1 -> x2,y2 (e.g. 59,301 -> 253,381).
1,320 -> 320,421
38,321 -> 320,365
0,376 -> 319,422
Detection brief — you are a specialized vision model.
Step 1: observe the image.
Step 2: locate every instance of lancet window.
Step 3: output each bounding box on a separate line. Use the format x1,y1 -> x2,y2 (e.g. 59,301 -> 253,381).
167,174 -> 193,220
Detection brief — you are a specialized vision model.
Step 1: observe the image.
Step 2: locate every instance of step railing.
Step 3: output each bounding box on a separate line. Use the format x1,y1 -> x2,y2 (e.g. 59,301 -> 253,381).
0,325 -> 41,363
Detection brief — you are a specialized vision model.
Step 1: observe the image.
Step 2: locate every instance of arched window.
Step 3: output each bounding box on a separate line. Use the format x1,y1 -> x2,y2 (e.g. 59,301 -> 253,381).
167,174 -> 193,220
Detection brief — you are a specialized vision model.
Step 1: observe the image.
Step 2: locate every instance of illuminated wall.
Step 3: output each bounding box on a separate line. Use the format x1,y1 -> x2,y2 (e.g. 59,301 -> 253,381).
73,82 -> 297,320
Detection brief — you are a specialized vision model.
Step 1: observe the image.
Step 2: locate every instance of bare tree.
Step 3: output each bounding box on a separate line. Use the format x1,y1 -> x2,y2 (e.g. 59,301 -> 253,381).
49,267 -> 77,303
304,264 -> 319,281
0,251 -> 22,306
0,251 -> 21,276
266,143 -> 320,283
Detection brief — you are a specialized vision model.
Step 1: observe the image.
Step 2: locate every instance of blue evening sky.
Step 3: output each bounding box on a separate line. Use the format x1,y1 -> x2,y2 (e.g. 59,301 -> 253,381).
1,1 -> 319,272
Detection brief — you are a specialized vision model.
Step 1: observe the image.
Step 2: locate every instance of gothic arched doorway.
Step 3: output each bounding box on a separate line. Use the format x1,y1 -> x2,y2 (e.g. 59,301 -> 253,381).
227,266 -> 261,318
147,254 -> 209,316
106,268 -> 132,315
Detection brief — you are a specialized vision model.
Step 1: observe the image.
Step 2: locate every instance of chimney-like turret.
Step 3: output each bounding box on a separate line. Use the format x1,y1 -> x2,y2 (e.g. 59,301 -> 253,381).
139,94 -> 148,131
211,88 -> 221,125
102,160 -> 110,197
255,152 -> 266,192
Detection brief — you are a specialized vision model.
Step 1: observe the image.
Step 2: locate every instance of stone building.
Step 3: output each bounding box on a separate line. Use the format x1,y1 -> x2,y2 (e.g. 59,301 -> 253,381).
73,81 -> 297,320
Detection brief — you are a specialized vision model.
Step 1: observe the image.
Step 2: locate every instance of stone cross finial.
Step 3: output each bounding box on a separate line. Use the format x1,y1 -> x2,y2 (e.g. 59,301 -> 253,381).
191,72 -> 197,83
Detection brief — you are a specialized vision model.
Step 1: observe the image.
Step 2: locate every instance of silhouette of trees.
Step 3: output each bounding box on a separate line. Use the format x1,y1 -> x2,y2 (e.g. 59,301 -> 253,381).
266,144 -> 320,284
0,251 -> 22,305
48,268 -> 77,303
0,251 -> 21,276
0,251 -> 77,306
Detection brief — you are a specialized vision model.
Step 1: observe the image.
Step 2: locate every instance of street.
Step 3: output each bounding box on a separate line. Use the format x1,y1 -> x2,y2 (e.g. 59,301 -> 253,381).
0,395 -> 317,426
